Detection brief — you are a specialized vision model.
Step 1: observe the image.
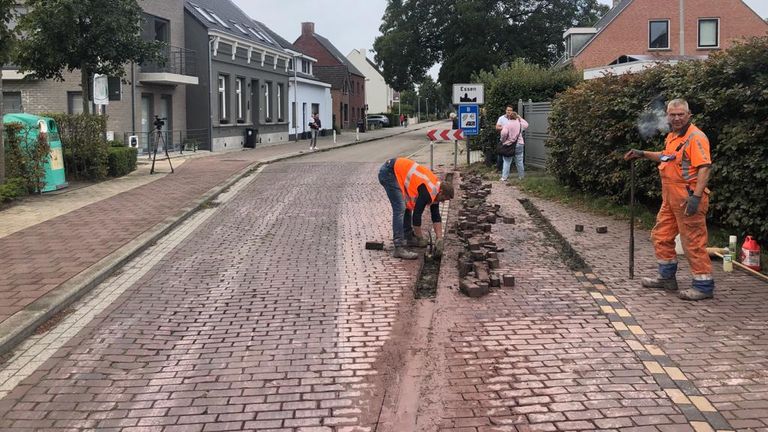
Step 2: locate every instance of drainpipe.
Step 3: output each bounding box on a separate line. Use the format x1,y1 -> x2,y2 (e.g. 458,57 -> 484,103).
679,0 -> 685,56
293,54 -> 298,142
131,62 -> 136,132
208,36 -> 214,150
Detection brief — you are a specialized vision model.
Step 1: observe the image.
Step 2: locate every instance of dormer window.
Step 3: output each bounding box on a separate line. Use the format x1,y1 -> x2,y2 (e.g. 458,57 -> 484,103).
649,20 -> 670,49
208,11 -> 229,28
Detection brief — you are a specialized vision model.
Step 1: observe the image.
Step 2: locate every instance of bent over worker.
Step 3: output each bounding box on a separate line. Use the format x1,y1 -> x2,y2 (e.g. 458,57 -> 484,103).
624,99 -> 714,301
378,158 -> 454,260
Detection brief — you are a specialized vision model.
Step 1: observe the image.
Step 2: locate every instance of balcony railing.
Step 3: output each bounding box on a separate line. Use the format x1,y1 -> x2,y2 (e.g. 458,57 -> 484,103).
141,45 -> 197,77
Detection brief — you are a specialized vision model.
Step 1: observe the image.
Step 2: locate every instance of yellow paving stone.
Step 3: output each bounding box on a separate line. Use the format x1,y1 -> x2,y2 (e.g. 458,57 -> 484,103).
590,292 -> 604,299
664,389 -> 691,404
604,295 -> 618,302
628,325 -> 646,335
601,306 -> 615,314
626,340 -> 644,351
646,345 -> 665,356
691,421 -> 715,432
612,321 -> 628,331
690,396 -> 717,412
593,283 -> 607,290
665,367 -> 688,381
615,308 -> 631,317
643,361 -> 665,374
574,271 -> 584,277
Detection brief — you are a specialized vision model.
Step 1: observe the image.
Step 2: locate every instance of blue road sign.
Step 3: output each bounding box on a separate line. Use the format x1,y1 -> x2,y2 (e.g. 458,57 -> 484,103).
459,104 -> 479,136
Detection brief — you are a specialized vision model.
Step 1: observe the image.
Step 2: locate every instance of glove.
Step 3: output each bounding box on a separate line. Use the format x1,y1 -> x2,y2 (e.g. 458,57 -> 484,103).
684,194 -> 701,216
623,149 -> 644,160
434,238 -> 444,258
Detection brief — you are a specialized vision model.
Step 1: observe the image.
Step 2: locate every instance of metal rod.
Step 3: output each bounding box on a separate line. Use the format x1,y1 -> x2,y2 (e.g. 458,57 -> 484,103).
430,139 -> 434,170
454,140 -> 458,169
629,160 -> 636,279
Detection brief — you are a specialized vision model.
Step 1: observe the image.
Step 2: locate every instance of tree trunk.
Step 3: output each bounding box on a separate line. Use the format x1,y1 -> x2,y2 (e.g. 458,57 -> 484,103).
81,66 -> 90,115
0,67 -> 5,184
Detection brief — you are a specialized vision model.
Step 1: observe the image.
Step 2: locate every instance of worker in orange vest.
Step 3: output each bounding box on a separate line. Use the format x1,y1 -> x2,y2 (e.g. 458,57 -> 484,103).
624,98 -> 714,301
378,158 -> 454,259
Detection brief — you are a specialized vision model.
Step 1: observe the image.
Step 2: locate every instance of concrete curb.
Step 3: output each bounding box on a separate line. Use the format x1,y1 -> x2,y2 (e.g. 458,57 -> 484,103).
0,122 -> 441,356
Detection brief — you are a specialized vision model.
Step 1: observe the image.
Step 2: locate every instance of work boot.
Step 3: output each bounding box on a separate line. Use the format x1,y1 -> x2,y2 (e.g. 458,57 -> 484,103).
407,236 -> 429,248
393,247 -> 419,260
678,288 -> 713,301
641,277 -> 678,291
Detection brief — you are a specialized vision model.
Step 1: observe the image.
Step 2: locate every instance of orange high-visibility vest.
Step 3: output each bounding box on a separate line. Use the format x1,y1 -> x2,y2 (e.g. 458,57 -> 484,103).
393,158 -> 441,210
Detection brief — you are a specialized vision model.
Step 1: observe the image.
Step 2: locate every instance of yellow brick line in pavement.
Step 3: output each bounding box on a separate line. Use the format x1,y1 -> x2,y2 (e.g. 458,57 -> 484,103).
573,272 -> 735,432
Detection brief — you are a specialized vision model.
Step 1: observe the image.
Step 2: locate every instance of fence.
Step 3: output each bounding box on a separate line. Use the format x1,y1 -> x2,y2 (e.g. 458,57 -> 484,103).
123,129 -> 209,156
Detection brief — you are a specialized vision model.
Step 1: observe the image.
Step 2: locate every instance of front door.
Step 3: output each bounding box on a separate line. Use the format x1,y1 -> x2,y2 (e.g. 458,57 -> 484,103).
141,94 -> 153,155
158,95 -> 172,151
251,79 -> 259,124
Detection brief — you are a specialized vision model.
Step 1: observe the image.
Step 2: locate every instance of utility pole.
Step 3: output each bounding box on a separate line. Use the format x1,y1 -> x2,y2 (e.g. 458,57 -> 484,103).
418,96 -> 421,122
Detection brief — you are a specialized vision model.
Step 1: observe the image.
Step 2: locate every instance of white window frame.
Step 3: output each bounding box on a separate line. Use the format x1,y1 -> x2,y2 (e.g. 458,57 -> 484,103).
218,75 -> 228,121
192,5 -> 215,24
648,19 -> 671,50
698,18 -> 720,49
277,84 -> 283,121
236,77 -> 245,121
208,11 -> 230,28
265,82 -> 271,121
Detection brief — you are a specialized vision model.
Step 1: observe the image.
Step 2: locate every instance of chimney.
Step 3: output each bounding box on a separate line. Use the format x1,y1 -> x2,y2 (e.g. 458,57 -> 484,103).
612,0 -> 620,7
359,48 -> 367,58
301,22 -> 315,36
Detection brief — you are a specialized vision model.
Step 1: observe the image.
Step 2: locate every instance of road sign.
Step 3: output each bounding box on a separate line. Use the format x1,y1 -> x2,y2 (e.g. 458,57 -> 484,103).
427,129 -> 464,141
459,104 -> 480,136
452,83 -> 484,105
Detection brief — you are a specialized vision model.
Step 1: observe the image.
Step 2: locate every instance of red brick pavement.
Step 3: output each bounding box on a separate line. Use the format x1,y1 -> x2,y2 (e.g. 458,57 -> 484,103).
428,182 -> 694,432
0,162 -> 419,431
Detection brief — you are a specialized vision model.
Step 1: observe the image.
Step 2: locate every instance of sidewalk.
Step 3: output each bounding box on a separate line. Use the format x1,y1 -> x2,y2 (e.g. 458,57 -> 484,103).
0,121 -> 443,355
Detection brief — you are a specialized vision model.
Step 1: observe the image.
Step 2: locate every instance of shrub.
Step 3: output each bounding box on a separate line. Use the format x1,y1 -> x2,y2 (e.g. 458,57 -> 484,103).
547,36 -> 768,244
43,113 -> 109,180
0,177 -> 25,203
107,146 -> 138,177
3,121 -> 51,193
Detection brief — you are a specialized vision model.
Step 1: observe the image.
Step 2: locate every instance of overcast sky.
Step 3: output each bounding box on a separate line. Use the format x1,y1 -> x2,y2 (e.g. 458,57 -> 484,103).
235,0 -> 768,77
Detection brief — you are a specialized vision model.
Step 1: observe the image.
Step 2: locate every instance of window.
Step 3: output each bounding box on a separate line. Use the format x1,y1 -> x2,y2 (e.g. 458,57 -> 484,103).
311,103 -> 320,118
218,75 -> 229,122
248,27 -> 266,42
208,11 -> 230,28
2,91 -> 22,115
649,20 -> 670,49
68,92 -> 84,114
698,19 -> 719,48
192,5 -> 216,24
236,77 -> 245,121
292,102 -> 297,128
277,84 -> 284,121
233,22 -> 249,35
343,103 -> 348,122
301,59 -> 310,74
264,82 -> 272,121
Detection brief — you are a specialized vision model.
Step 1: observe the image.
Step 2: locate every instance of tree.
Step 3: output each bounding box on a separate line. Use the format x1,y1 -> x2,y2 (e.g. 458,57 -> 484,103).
0,0 -> 17,184
374,0 -> 608,91
14,0 -> 162,114
416,76 -> 447,116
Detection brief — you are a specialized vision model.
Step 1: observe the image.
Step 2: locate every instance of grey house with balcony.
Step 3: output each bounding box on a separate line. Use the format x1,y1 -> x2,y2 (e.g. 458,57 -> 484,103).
1,0 -> 199,154
184,0 -> 291,151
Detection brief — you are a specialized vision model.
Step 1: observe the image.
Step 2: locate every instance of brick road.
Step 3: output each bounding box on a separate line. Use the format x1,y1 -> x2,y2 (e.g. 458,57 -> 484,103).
0,161 -> 419,431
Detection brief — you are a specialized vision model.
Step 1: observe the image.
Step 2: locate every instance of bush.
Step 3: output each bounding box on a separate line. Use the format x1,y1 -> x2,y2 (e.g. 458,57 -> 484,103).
107,146 -> 138,177
3,121 -> 51,193
0,178 -> 25,203
43,113 -> 109,180
547,36 -> 768,244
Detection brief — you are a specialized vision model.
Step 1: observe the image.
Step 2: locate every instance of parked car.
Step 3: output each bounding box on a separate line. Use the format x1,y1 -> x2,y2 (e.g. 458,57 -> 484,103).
366,114 -> 390,127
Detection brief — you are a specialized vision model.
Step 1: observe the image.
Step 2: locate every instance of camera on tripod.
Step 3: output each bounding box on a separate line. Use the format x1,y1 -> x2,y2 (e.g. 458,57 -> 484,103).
153,115 -> 167,130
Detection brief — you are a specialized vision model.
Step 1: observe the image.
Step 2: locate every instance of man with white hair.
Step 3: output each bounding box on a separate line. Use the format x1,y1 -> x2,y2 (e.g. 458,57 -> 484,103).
624,99 -> 714,301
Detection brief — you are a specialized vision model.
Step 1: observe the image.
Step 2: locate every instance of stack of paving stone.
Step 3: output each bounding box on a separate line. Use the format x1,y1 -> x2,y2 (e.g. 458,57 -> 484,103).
454,174 -> 515,298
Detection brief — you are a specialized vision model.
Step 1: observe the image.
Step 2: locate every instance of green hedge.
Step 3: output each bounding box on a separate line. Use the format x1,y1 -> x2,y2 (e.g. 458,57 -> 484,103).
3,121 -> 51,194
107,146 -> 138,177
548,36 -> 768,244
43,113 -> 109,180
0,177 -> 25,203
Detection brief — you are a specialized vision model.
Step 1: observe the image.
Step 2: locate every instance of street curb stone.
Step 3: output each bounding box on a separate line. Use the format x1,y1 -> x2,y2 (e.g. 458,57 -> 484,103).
0,123 -> 436,356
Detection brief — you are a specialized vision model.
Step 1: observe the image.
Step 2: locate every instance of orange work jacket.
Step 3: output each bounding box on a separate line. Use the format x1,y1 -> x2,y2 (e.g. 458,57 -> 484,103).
393,158 -> 440,210
659,124 -> 711,187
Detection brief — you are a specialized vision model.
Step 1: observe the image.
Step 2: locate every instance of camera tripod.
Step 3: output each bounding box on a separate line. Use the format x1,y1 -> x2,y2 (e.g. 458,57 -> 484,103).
150,124 -> 174,175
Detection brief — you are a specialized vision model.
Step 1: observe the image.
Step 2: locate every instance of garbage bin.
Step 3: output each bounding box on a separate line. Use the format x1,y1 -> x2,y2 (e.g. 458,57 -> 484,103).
357,119 -> 366,133
244,127 -> 257,148
2,113 -> 68,192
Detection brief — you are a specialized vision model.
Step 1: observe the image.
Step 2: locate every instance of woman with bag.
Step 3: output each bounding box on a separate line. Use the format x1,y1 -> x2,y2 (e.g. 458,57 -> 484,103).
498,111 -> 528,181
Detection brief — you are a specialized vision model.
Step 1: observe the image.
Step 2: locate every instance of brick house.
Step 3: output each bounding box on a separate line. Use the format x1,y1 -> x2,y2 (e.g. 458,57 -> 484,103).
293,23 -> 366,130
557,0 -> 768,78
2,1 -> 198,153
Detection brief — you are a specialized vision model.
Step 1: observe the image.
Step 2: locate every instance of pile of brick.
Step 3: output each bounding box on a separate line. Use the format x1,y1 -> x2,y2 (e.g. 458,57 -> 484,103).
454,174 -> 515,298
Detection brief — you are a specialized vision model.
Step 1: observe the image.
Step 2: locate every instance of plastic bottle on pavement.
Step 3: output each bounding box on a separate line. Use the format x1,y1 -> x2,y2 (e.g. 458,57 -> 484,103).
729,235 -> 737,261
723,247 -> 733,273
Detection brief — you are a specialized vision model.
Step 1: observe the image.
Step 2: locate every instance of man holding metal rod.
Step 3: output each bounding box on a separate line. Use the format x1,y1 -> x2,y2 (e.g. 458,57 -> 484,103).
624,99 -> 715,301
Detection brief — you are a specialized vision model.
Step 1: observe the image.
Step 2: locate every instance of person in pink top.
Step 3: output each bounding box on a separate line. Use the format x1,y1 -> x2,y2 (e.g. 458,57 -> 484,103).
498,110 -> 529,181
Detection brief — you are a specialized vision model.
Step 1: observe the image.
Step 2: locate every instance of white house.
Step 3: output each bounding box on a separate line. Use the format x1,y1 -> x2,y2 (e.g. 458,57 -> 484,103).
346,48 -> 394,114
258,22 -> 332,140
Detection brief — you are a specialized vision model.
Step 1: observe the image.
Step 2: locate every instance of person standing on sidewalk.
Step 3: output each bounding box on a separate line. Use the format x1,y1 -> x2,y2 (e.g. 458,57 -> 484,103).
309,113 -> 321,151
624,98 -> 714,301
498,111 -> 528,181
495,105 -> 517,173
378,158 -> 454,259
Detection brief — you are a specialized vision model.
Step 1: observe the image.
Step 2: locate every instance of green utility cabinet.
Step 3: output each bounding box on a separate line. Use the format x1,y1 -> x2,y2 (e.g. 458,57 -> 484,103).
3,113 -> 68,192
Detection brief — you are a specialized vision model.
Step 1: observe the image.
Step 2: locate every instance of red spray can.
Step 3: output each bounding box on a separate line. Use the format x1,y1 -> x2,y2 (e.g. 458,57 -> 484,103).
739,236 -> 762,271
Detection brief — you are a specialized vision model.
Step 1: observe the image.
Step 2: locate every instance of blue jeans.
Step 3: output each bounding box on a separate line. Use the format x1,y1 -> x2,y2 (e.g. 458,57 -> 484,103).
501,145 -> 525,180
378,159 -> 413,247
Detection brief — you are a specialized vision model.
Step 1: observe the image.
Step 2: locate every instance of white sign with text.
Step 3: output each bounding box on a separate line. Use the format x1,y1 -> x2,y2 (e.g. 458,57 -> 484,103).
452,83 -> 484,105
